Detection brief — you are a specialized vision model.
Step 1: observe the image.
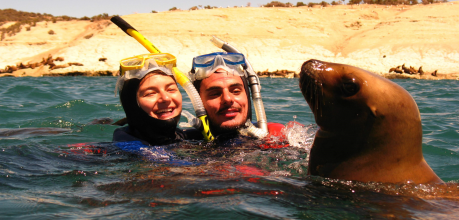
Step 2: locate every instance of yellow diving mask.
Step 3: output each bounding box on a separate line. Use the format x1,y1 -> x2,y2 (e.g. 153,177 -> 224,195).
116,53 -> 177,94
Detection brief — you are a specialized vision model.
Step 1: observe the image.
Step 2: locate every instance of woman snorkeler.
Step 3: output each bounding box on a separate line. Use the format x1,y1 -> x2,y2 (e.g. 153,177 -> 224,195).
113,53 -> 201,145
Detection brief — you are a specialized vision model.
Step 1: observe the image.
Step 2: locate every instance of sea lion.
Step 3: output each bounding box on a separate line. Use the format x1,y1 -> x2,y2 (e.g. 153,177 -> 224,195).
6,65 -> 18,72
48,62 -> 56,69
68,62 -> 84,66
418,66 -> 424,75
388,65 -> 402,74
409,66 -> 417,75
17,62 -> 29,69
402,63 -> 413,74
54,57 -> 65,62
299,59 -> 443,184
50,64 -> 70,70
394,67 -> 403,74
88,118 -> 114,125
45,55 -> 54,65
0,127 -> 70,138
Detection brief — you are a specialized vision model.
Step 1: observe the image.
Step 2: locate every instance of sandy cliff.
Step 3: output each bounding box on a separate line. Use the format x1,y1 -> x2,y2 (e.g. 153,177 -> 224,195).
1,3 -> 458,79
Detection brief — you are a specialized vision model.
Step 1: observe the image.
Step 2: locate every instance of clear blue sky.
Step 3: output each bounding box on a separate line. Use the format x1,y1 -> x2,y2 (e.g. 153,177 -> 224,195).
0,0 -> 321,18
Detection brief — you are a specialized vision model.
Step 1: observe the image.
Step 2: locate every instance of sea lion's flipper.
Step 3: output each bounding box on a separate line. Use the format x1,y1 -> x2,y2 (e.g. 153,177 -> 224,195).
112,118 -> 128,126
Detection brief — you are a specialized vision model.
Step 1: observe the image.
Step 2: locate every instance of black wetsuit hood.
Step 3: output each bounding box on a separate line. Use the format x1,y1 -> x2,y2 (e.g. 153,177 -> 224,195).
119,77 -> 181,145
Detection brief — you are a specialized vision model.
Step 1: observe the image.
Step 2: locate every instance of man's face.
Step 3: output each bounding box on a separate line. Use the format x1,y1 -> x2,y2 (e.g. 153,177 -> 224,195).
199,69 -> 248,133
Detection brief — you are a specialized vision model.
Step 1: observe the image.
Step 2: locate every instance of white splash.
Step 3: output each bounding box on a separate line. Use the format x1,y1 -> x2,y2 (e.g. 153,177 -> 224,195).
282,121 -> 317,160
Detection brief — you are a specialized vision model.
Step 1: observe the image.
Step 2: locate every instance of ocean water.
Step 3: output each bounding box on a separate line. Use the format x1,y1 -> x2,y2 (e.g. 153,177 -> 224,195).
0,76 -> 458,219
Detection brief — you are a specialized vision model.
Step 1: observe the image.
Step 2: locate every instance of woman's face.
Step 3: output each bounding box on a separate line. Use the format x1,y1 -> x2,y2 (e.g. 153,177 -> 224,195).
137,73 -> 182,120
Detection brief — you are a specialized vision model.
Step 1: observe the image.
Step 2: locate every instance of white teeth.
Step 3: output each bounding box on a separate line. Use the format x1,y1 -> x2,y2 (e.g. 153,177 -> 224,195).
156,108 -> 173,114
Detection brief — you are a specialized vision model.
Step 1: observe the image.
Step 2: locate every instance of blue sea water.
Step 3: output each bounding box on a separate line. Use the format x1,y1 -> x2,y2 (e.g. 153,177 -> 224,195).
0,76 -> 458,219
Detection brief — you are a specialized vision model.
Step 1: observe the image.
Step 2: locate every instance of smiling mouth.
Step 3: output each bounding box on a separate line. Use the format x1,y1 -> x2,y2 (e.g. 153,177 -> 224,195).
218,108 -> 240,117
155,108 -> 175,118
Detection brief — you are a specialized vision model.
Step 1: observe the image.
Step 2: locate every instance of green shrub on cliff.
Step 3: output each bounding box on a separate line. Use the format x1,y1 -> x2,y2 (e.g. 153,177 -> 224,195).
0,9 -> 114,40
263,1 -> 294,7
90,13 -> 112,22
0,8 -> 79,40
297,2 -> 307,6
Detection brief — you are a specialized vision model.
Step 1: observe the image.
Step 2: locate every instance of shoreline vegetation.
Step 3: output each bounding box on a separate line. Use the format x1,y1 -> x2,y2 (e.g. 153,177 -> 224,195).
1,1 -> 458,80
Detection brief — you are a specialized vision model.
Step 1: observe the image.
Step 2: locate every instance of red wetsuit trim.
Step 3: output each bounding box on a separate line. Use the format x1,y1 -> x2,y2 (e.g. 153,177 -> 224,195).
267,122 -> 285,137
259,122 -> 305,149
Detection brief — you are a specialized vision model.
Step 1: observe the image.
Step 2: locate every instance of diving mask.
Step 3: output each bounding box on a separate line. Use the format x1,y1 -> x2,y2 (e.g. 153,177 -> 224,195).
189,52 -> 247,81
116,53 -> 176,94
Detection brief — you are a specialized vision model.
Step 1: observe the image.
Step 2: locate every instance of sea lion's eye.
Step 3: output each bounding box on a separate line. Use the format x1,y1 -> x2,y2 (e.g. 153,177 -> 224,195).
342,82 -> 359,96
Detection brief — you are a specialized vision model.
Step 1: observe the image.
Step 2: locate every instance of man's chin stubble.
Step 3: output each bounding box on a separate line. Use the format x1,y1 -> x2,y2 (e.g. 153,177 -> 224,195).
210,120 -> 246,135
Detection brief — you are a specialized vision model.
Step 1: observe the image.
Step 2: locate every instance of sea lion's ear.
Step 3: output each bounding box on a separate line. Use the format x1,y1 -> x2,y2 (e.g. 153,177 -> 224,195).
370,106 -> 378,118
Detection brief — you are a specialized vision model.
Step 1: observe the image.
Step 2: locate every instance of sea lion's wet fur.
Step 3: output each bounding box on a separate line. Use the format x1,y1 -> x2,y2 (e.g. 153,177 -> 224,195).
299,59 -> 442,184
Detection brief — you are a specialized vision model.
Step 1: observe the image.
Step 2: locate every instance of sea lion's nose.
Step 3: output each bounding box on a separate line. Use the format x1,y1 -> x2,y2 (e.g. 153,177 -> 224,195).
301,59 -> 327,77
301,59 -> 324,71
302,59 -> 320,68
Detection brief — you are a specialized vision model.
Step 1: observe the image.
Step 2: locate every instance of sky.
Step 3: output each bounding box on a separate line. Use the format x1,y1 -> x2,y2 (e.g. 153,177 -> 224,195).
0,0 -> 316,18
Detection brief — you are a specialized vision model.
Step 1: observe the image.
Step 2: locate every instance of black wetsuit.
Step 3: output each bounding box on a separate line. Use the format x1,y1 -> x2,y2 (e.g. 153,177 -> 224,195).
113,126 -> 202,146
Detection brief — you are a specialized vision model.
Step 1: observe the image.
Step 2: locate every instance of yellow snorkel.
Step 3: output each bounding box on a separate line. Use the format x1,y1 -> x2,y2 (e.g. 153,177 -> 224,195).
111,16 -> 214,141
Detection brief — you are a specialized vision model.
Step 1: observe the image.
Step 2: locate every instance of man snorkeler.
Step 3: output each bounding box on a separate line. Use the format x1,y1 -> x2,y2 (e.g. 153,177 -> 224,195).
189,52 -> 284,140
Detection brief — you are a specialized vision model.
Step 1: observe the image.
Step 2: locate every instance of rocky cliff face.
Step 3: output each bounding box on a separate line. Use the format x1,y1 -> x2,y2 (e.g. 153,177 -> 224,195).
1,3 -> 458,78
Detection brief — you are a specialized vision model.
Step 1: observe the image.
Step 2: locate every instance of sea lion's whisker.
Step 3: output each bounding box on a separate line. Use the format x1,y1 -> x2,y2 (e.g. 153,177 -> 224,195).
318,82 -> 323,117
310,80 -> 316,112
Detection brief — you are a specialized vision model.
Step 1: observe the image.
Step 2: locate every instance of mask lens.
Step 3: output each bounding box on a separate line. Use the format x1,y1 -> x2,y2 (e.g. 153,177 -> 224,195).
221,54 -> 244,65
120,56 -> 147,73
146,53 -> 176,66
193,54 -> 219,67
193,53 -> 245,67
